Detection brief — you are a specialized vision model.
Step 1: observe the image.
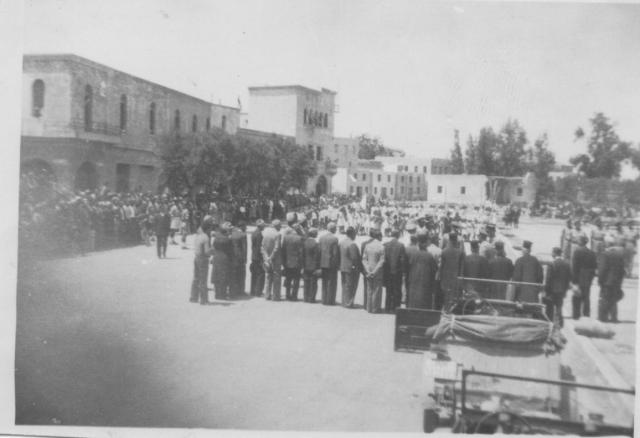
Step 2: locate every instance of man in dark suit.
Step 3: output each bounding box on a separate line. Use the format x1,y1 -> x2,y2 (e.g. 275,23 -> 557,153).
384,229 -> 406,312
487,241 -> 514,300
598,237 -> 626,322
319,222 -> 340,305
462,240 -> 490,295
302,228 -> 321,303
155,206 -> 171,259
440,233 -> 465,307
282,225 -> 304,301
229,221 -> 248,297
339,226 -> 360,308
571,235 -> 597,319
513,240 -> 544,302
545,247 -> 571,326
250,219 -> 265,296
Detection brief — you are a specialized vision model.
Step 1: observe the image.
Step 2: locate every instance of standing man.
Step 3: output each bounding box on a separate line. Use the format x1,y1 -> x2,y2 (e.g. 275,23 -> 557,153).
487,241 -> 514,300
571,235 -> 597,319
302,228 -> 321,303
598,236 -> 626,323
462,241 -> 490,295
440,233 -> 465,308
212,223 -> 233,300
250,220 -> 266,296
384,229 -> 406,312
154,206 -> 171,259
570,220 -> 587,260
512,241 -> 544,303
360,229 -> 376,309
319,222 -> 340,305
261,219 -> 283,301
363,229 -> 385,313
339,226 -> 361,308
478,231 -> 495,261
229,221 -> 248,297
561,219 -> 573,260
190,217 -> 214,305
405,233 -> 438,309
544,247 -> 571,326
282,225 -> 304,301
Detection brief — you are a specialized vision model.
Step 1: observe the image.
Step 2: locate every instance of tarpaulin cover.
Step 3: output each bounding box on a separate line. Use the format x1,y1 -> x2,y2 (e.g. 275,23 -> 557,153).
429,313 -> 555,347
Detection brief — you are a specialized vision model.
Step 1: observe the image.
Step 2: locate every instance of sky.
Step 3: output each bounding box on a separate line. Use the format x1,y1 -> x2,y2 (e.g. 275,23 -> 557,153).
22,0 -> 640,163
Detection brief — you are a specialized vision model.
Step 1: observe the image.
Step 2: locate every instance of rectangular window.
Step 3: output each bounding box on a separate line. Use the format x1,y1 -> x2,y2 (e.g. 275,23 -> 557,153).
316,146 -> 323,161
401,176 -> 405,183
354,173 -> 358,180
387,175 -> 391,182
401,187 -> 405,194
423,166 -> 427,173
377,174 -> 381,182
374,187 -> 378,194
350,186 -> 355,194
397,165 -> 403,172
405,166 -> 409,172
409,176 -> 413,183
390,187 -> 394,195
460,186 -> 466,194
414,166 -> 418,172
365,187 -> 369,194
517,187 -> 523,196
437,185 -> 443,194
363,174 -> 366,181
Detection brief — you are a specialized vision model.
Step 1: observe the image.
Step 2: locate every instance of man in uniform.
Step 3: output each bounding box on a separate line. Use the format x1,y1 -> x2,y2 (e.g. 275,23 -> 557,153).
440,233 -> 465,307
282,225 -> 304,301
319,222 -> 340,305
544,247 -> 571,326
302,228 -> 321,303
384,229 -> 406,312
339,226 -> 360,308
250,219 -> 265,296
598,236 -> 626,322
261,219 -> 283,301
462,240 -> 490,295
229,221 -> 248,297
570,220 -> 587,260
571,235 -> 597,319
190,216 -> 215,305
512,240 -> 544,303
590,218 -> 607,270
487,241 -> 514,300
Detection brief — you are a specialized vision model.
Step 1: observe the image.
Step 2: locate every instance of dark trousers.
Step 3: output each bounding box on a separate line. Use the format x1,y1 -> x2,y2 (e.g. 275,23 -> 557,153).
598,286 -> 620,322
284,267 -> 301,300
230,264 -> 246,296
544,294 -> 565,327
572,285 -> 591,319
156,235 -> 168,258
190,257 -> 209,303
303,269 -> 318,302
385,272 -> 403,312
341,270 -> 359,307
250,261 -> 265,296
321,268 -> 338,305
213,265 -> 230,299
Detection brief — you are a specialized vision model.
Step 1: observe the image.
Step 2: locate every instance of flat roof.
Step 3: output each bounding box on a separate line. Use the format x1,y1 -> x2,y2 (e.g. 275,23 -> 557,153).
24,53 -> 240,110
248,84 -> 337,95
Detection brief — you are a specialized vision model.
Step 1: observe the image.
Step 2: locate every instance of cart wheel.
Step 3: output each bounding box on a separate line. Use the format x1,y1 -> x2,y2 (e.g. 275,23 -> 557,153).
423,409 -> 438,433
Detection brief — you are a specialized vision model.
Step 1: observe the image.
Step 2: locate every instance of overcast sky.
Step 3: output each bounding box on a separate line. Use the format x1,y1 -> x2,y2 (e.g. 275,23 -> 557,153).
22,0 -> 640,163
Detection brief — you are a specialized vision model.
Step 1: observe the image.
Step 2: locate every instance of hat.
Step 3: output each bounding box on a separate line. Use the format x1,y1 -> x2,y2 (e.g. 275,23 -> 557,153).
522,240 -> 532,250
286,212 -> 296,223
256,219 -> 265,227
494,241 -> 504,250
406,222 -> 417,232
271,219 -> 281,227
308,227 -> 318,237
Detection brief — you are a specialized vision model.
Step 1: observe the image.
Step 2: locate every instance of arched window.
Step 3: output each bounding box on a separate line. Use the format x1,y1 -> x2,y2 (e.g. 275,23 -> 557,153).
303,108 -> 308,124
174,110 -> 181,131
84,85 -> 93,131
149,103 -> 156,134
119,94 -> 127,131
323,113 -> 328,128
32,79 -> 45,117
222,115 -> 227,130
192,115 -> 198,132
206,117 -> 211,132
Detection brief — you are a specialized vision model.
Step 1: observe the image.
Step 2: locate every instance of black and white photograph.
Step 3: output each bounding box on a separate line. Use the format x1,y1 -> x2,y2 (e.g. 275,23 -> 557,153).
4,0 -> 640,435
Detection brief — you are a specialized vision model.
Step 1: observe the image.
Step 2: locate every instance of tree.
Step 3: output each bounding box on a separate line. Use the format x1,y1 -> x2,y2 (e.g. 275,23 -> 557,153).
526,133 -> 556,203
476,127 -> 498,176
357,134 -> 400,159
450,129 -> 464,174
464,134 -> 478,174
570,112 -> 634,178
495,119 -> 528,177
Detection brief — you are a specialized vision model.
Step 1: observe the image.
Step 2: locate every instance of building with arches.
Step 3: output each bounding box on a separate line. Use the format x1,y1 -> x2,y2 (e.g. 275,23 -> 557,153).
21,54 -> 240,193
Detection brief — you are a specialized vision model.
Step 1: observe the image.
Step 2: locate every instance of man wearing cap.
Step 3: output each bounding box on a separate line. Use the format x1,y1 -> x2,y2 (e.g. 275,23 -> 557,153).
462,241 -> 490,295
282,225 -> 304,301
363,228 -> 385,313
512,240 -> 544,303
598,236 -> 626,322
339,226 -> 361,308
384,229 -> 406,312
544,247 -> 571,326
250,220 -> 266,296
302,228 -> 321,303
190,217 -> 215,304
261,219 -> 283,301
229,221 -> 248,297
571,235 -> 597,319
319,222 -> 340,305
440,233 -> 465,307
487,241 -> 514,299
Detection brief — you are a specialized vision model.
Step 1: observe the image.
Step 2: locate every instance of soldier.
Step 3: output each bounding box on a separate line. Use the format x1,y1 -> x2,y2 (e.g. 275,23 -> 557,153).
282,225 -> 304,301
560,219 -> 573,260
590,218 -> 607,270
339,226 -> 360,308
571,235 -> 597,319
384,229 -> 406,312
319,222 -> 340,305
302,228 -> 321,303
261,219 -> 283,301
249,219 -> 266,296
544,247 -> 571,326
512,240 -> 544,303
462,240 -> 490,295
570,220 -> 587,260
360,230 -> 376,308
154,205 -> 171,259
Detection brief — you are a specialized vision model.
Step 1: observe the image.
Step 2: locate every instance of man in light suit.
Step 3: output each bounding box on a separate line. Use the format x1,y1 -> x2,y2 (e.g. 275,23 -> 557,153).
339,226 -> 360,308
363,229 -> 385,313
319,222 -> 340,305
261,219 -> 283,301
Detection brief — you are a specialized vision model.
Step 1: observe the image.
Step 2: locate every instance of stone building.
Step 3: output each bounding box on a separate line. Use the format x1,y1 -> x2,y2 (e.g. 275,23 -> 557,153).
21,54 -> 239,192
427,174 -> 489,204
